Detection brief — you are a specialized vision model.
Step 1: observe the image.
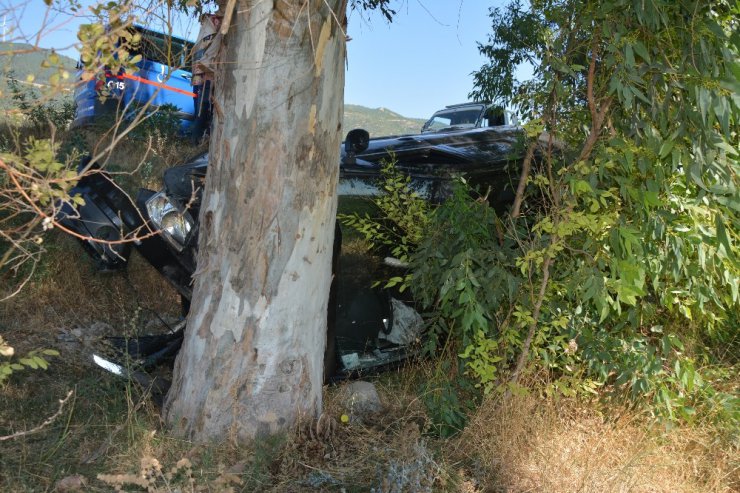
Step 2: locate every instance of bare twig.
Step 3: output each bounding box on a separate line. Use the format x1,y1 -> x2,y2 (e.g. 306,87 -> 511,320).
0,390 -> 74,441
511,140 -> 538,219
0,159 -> 163,247
220,0 -> 238,36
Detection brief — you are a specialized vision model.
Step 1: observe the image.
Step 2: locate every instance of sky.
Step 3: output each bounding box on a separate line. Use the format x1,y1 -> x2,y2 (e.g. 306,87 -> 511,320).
1,0 -> 510,119
345,1 -> 502,118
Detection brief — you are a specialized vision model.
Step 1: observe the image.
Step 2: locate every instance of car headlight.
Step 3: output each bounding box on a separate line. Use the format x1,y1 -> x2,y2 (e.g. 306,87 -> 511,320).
145,192 -> 193,251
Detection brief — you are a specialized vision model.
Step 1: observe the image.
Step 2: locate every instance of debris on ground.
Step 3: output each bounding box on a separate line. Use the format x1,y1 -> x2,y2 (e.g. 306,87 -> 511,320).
372,439 -> 440,493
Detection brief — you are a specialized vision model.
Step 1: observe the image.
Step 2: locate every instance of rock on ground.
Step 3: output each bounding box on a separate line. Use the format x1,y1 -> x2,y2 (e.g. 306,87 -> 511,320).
336,381 -> 384,422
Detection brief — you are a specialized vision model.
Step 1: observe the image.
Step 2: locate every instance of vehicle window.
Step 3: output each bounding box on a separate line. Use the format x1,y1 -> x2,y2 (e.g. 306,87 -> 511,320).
133,27 -> 193,72
447,109 -> 481,125
426,107 -> 484,131
483,107 -> 505,126
427,116 -> 452,131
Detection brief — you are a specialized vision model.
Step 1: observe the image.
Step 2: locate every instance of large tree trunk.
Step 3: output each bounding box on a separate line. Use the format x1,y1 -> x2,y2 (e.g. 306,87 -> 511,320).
164,0 -> 347,441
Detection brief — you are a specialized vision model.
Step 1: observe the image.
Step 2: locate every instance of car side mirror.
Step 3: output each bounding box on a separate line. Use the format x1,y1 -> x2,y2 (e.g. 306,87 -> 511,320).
345,129 -> 369,154
342,129 -> 369,166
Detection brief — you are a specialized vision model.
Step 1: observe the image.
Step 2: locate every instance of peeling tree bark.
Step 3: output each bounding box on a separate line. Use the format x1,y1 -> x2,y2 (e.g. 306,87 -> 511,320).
164,0 -> 347,442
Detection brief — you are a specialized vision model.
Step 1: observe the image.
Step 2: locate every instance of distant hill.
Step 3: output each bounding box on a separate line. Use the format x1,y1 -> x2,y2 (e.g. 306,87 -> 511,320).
0,42 -> 77,81
343,104 -> 426,137
0,42 -> 77,109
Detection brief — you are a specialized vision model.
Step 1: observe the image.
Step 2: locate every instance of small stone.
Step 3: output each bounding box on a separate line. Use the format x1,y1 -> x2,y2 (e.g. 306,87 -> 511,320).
87,321 -> 113,336
337,381 -> 384,423
55,474 -> 86,492
304,471 -> 340,488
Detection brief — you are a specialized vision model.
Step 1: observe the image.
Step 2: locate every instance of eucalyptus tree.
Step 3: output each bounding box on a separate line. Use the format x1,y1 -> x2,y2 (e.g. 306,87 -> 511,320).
163,0 -> 394,441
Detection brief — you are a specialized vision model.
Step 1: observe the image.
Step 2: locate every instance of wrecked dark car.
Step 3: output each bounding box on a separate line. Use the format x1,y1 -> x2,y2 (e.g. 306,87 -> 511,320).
57,123 -> 523,383
340,124 -> 522,212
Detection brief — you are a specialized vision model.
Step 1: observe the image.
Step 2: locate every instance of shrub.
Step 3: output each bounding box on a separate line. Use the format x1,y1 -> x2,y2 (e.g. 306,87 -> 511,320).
7,76 -> 75,131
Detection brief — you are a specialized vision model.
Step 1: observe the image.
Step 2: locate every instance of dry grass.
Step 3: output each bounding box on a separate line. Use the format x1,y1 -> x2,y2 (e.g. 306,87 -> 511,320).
2,235 -> 737,491
2,284 -> 738,493
267,374 -> 443,492
0,234 -> 182,343
455,391 -> 739,493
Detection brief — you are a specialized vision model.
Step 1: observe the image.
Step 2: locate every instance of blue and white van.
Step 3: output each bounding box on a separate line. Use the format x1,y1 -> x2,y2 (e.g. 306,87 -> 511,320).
71,25 -> 196,132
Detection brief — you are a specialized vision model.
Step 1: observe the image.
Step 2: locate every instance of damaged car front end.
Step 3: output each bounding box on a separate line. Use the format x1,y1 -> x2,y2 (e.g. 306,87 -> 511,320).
58,123 -> 524,384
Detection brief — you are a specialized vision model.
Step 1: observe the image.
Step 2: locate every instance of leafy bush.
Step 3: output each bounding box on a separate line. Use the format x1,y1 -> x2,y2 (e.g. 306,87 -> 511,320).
7,76 -> 75,131
349,145 -> 737,431
0,335 -> 58,385
339,158 -> 431,291
458,0 -> 739,426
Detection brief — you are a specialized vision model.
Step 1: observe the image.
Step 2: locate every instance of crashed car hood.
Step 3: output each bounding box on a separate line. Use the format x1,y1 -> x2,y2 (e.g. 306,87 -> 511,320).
162,153 -> 208,201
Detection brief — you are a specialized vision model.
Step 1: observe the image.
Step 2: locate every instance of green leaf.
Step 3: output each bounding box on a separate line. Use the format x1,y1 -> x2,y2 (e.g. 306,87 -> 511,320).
631,86 -> 650,104
20,358 -> 38,369
625,43 -> 635,67
678,304 -> 692,320
658,140 -> 674,158
696,87 -> 710,124
34,356 -> 48,370
633,41 -> 650,63
715,215 -> 734,260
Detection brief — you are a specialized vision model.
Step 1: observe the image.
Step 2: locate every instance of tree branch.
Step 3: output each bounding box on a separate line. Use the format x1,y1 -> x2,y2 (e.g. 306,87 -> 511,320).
0,390 -> 73,441
587,31 -> 599,123
508,30 -> 613,389
510,140 -> 537,219
579,29 -> 612,165
509,251 -> 552,388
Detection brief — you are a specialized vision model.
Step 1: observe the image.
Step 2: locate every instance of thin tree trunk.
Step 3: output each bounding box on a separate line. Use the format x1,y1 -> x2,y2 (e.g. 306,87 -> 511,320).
508,35 -> 611,390
165,0 -> 347,442
510,140 -> 537,219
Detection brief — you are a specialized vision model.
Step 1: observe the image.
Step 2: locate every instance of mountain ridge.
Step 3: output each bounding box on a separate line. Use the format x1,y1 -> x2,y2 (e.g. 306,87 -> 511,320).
343,104 -> 426,137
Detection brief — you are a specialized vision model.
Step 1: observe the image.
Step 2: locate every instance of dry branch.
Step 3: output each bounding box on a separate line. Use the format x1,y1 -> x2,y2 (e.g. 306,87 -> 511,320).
0,390 -> 74,441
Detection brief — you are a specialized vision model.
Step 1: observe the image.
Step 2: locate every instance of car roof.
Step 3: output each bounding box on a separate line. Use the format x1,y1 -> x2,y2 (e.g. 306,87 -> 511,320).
442,102 -> 488,109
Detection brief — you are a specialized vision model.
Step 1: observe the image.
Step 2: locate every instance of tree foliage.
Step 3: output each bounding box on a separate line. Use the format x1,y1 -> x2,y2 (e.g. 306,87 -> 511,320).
410,0 -> 738,425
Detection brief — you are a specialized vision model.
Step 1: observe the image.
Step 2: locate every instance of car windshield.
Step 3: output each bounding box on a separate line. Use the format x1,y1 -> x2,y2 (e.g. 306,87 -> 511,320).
424,105 -> 485,132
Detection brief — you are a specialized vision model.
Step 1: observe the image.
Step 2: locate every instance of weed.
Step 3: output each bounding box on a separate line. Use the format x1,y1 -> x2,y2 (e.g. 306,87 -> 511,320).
0,334 -> 59,385
339,158 -> 431,291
